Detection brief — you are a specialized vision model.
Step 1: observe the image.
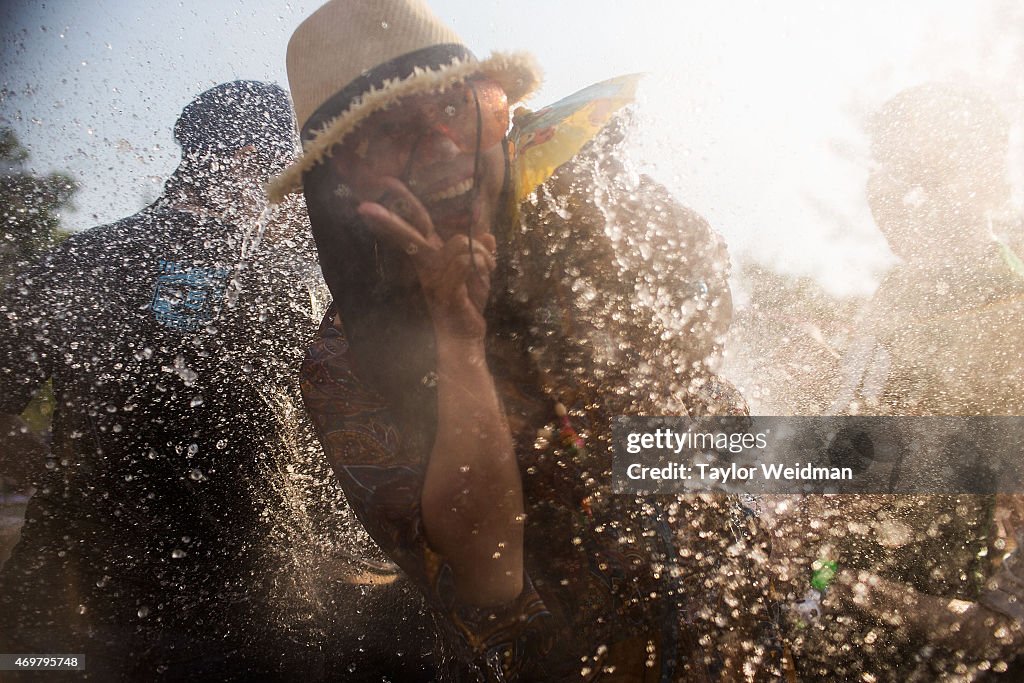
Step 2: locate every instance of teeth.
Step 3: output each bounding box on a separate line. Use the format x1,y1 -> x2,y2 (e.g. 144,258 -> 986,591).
425,178 -> 473,203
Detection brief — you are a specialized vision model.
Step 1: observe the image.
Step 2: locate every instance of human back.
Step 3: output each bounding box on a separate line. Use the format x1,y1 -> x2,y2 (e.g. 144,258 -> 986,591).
0,81 -> 370,680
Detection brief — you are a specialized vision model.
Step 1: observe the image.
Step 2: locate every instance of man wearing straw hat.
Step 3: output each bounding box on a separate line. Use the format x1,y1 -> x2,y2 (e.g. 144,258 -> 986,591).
277,1 -> 776,680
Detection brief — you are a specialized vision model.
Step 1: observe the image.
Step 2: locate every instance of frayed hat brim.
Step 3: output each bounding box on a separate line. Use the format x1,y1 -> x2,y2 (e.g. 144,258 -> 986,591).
267,51 -> 541,203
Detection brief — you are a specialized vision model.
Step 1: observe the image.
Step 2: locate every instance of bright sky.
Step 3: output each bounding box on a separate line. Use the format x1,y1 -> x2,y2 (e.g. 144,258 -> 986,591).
2,1 -> 1021,296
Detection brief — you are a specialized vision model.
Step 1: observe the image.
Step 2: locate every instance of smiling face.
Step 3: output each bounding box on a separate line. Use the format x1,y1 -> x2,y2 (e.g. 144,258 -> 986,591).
330,77 -> 510,240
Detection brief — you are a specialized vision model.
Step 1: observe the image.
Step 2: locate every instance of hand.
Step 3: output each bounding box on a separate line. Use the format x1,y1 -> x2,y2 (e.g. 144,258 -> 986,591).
356,177 -> 496,341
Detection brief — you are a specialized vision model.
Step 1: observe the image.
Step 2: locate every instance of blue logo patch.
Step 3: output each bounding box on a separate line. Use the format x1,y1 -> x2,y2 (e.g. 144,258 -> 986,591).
151,260 -> 230,332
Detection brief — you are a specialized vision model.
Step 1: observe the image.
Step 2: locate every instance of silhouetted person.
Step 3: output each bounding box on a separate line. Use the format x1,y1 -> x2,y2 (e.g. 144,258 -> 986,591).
802,83 -> 1024,682
838,82 -> 1024,416
0,80 -> 437,682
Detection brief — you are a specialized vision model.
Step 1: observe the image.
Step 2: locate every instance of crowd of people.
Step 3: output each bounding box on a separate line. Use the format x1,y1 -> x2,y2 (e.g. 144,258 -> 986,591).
1,0 -> 1022,680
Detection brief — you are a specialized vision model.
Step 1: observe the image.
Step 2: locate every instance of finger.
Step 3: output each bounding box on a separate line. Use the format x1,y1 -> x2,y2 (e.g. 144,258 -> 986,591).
467,265 -> 491,311
475,231 -> 497,255
436,253 -> 474,304
376,177 -> 435,242
440,233 -> 471,258
358,202 -> 433,257
444,250 -> 492,308
470,241 -> 497,273
439,236 -> 495,274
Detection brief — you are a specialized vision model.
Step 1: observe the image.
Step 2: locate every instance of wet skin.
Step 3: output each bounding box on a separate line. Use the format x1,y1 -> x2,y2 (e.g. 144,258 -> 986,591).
330,77 -> 509,338
328,78 -> 526,607
331,78 -> 508,242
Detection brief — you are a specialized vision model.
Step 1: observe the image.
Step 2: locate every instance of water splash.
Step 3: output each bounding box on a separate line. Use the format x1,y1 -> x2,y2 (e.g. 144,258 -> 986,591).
226,202 -> 277,308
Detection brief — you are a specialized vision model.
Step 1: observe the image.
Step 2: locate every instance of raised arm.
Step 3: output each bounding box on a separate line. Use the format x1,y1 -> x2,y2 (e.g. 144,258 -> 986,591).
301,304 -> 524,608
354,178 -> 524,607
424,330 -> 524,605
301,310 -> 548,676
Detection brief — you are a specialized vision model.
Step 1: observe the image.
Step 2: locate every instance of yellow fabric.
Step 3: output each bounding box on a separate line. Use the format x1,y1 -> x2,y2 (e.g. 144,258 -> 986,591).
509,74 -> 642,201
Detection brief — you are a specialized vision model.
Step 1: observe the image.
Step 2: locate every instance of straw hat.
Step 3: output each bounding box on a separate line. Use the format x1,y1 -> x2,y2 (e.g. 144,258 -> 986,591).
267,0 -> 542,202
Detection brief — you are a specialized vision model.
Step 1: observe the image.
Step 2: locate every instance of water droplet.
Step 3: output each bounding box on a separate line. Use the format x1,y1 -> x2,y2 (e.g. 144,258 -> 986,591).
189,468 -> 203,481
190,395 -> 204,407
171,549 -> 186,559
137,606 -> 150,618
162,355 -> 198,385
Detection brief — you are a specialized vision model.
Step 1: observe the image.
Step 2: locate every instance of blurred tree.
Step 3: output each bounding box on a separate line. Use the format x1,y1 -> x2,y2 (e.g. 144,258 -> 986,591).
0,127 -> 77,279
0,128 -> 71,489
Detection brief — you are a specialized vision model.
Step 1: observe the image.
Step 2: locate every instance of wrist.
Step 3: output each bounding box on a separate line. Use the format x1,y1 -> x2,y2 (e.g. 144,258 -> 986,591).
435,333 -> 487,361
